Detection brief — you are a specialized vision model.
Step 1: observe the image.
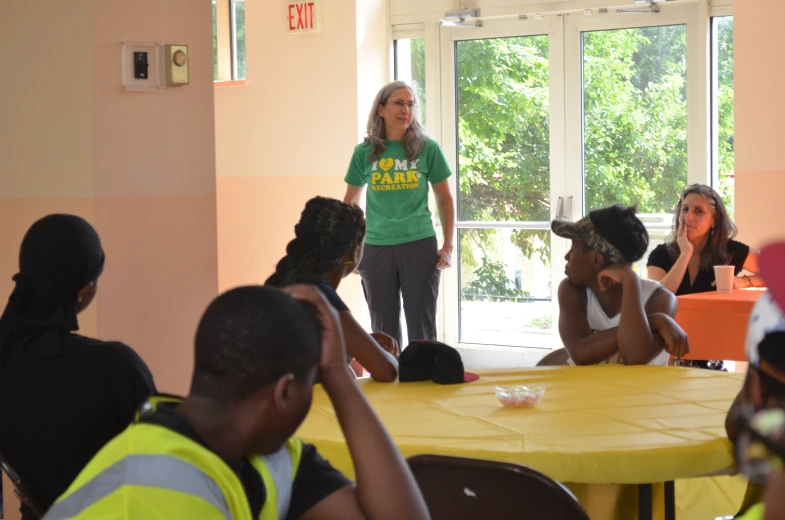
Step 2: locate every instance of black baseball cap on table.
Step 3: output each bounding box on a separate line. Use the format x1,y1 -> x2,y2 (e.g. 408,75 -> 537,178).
399,340 -> 479,385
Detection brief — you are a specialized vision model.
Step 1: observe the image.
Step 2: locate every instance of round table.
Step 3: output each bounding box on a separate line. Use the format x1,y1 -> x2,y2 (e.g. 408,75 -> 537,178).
297,365 -> 745,519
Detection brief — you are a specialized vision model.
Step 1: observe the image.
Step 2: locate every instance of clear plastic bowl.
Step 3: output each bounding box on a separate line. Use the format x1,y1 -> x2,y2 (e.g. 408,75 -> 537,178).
495,385 -> 545,408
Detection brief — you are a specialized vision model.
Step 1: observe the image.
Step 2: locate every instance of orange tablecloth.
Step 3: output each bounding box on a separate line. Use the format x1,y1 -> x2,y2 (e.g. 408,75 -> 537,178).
675,289 -> 764,360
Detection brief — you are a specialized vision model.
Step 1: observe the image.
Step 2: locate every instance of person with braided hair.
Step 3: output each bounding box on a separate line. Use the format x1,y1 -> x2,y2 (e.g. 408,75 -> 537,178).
266,197 -> 399,382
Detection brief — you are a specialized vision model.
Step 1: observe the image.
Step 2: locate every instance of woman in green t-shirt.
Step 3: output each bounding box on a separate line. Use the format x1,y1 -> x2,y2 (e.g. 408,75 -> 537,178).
344,81 -> 455,349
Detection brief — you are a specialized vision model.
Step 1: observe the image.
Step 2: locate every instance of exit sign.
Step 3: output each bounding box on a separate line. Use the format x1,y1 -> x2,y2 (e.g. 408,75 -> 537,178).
286,0 -> 323,33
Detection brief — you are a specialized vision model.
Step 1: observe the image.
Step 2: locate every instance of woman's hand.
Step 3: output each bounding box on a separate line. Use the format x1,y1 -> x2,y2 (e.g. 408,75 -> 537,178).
436,246 -> 453,270
676,217 -> 694,257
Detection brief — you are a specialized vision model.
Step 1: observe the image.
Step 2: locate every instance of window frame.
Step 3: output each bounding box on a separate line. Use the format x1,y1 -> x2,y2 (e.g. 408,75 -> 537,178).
438,16 -> 566,350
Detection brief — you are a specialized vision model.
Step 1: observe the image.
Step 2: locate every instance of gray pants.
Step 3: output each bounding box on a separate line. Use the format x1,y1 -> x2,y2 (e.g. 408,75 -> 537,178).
359,236 -> 441,350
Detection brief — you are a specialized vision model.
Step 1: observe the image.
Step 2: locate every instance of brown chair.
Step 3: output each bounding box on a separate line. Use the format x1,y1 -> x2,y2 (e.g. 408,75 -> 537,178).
0,451 -> 46,519
408,454 -> 589,520
536,347 -> 570,366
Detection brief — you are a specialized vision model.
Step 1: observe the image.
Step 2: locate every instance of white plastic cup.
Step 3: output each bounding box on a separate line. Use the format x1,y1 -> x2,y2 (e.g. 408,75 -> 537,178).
714,265 -> 735,294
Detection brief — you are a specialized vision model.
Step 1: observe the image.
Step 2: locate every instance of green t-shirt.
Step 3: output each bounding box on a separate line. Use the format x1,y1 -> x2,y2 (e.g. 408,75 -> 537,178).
344,138 -> 452,246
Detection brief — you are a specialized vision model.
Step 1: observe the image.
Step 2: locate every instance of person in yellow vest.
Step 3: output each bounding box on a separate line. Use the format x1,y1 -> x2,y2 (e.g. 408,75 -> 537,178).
725,241 -> 785,520
43,284 -> 430,520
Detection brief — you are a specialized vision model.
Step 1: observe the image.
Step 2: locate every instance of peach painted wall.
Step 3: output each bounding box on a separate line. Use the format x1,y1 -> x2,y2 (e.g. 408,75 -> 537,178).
214,0 -> 389,314
89,0 -> 218,395
1,1 -> 218,517
734,1 -> 785,247
216,176 -> 363,304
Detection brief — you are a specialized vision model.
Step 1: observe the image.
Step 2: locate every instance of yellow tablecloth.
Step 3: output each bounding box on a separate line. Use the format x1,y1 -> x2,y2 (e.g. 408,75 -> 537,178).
297,365 -> 747,519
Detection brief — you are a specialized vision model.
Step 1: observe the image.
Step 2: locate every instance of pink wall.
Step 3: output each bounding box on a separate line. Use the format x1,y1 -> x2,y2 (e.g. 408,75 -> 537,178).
1,1 -> 218,517
734,1 -> 785,247
214,0 -> 389,315
89,0 -> 218,394
216,176 -> 362,304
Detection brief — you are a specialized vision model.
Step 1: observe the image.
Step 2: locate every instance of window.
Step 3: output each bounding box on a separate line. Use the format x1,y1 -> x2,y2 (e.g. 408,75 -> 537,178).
455,35 -> 552,347
393,38 -> 426,124
439,5 -> 708,349
213,0 -> 247,82
212,1 -> 218,81
712,16 -> 734,215
231,0 -> 246,80
581,24 -> 688,274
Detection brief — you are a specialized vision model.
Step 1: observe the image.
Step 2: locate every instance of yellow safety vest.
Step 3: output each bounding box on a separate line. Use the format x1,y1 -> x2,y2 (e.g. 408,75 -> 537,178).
735,502 -> 764,520
43,395 -> 303,520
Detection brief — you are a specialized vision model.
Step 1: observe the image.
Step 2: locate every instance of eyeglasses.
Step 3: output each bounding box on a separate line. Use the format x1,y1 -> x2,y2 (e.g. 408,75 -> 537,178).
385,100 -> 417,110
735,406 -> 785,484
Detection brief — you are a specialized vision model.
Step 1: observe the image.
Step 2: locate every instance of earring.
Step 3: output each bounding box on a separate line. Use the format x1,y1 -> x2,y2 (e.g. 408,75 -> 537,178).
344,260 -> 355,265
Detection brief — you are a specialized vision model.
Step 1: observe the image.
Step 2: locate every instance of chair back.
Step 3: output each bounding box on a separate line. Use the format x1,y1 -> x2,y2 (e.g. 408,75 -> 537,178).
536,347 -> 570,366
408,454 -> 589,520
0,451 -> 46,519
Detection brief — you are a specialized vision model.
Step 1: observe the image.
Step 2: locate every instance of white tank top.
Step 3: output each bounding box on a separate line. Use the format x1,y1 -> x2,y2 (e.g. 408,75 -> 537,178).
569,278 -> 670,366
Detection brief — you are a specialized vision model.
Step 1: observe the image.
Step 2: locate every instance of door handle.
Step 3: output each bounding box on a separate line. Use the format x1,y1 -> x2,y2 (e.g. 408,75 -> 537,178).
556,197 -> 566,220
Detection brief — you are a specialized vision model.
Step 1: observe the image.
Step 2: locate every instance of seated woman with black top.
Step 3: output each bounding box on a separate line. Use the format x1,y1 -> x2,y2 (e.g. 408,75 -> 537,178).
266,196 -> 399,382
647,184 -> 763,367
0,214 -> 156,519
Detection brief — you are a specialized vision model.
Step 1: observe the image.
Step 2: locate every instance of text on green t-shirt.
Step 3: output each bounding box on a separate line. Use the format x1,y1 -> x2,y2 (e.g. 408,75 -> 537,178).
344,138 -> 452,246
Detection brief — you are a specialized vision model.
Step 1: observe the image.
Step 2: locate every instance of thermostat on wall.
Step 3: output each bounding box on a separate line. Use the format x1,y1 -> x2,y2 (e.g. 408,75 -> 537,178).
166,44 -> 189,85
122,41 -> 165,91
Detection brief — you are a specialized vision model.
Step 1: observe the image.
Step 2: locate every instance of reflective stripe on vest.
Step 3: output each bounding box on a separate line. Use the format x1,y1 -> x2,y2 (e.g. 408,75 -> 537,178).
251,437 -> 302,520
43,454 -> 232,519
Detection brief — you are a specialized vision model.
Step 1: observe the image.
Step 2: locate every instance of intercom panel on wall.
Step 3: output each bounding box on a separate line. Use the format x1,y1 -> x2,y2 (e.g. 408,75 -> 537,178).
121,41 -> 164,91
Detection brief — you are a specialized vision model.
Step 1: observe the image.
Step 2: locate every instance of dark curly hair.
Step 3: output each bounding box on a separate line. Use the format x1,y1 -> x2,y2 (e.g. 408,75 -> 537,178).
191,286 -> 321,403
265,197 -> 366,286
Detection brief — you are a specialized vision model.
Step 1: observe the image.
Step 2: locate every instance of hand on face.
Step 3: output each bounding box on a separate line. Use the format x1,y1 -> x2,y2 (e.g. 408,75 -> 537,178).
597,263 -> 634,292
282,285 -> 348,378
676,217 -> 695,256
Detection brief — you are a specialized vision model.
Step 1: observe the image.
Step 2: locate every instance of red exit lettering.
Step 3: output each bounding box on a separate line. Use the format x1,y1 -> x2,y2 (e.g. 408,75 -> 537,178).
288,2 -> 317,31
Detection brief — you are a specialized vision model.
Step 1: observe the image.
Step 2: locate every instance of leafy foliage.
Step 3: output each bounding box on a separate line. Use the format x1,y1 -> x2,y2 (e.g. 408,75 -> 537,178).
464,256 -> 530,303
408,22 -> 734,301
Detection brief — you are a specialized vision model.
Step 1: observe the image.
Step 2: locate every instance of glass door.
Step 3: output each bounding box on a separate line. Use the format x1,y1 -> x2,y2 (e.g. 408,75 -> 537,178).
440,18 -> 566,348
565,5 -> 704,273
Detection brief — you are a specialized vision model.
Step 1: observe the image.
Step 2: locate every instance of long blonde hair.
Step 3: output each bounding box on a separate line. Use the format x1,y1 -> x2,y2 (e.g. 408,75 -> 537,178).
364,80 -> 428,162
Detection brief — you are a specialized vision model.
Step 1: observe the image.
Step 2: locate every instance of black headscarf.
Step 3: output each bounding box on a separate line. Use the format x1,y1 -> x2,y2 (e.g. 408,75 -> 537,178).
0,214 -> 105,370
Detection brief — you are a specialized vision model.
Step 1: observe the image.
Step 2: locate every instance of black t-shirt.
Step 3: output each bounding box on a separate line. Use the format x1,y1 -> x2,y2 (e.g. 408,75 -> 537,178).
142,404 -> 351,519
0,333 -> 156,519
315,281 -> 349,312
646,239 -> 751,295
